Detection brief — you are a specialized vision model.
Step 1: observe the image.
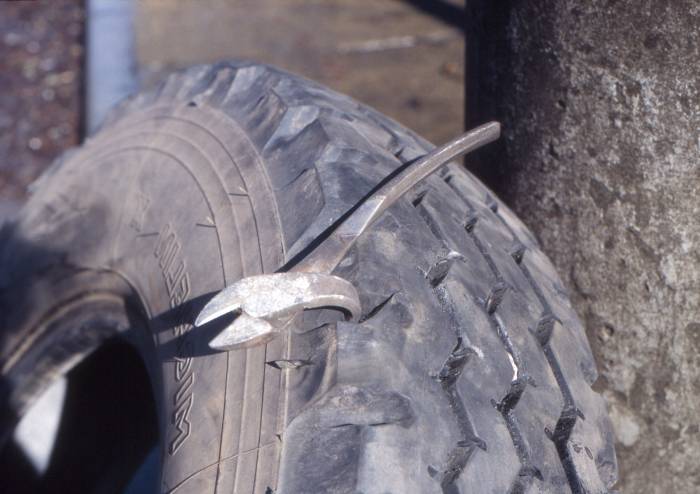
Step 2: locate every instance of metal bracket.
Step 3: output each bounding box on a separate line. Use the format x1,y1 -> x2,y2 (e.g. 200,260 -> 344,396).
195,122 -> 501,351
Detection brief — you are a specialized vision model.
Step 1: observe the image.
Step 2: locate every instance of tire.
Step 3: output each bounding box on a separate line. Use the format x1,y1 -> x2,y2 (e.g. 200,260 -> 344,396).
0,62 -> 617,493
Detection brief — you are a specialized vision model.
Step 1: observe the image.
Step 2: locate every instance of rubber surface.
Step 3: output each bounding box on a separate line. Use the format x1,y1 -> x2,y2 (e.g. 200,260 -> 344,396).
0,62 -> 617,493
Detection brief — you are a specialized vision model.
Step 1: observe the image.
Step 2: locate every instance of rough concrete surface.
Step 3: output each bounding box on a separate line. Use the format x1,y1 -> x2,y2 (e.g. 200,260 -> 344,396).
471,1 -> 699,492
0,1 -> 84,214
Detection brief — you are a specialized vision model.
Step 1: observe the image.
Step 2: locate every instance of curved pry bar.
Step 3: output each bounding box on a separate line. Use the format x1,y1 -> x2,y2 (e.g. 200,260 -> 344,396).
293,121 -> 501,274
195,122 -> 501,350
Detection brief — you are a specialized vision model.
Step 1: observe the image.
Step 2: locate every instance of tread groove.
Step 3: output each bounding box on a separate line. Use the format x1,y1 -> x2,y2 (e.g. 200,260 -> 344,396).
414,196 -> 535,492
412,196 -> 486,492
429,287 -> 483,493
476,186 -> 605,493
454,190 -> 544,492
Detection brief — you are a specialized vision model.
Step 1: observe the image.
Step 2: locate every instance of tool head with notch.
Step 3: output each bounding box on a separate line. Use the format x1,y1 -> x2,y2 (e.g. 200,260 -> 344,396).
196,273 -> 361,350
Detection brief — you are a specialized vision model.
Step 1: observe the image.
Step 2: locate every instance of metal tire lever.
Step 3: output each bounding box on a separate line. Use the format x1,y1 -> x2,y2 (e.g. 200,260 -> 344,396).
195,122 -> 501,351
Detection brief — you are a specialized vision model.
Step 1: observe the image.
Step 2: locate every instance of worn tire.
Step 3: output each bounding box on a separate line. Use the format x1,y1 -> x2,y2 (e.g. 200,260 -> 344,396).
0,62 -> 617,493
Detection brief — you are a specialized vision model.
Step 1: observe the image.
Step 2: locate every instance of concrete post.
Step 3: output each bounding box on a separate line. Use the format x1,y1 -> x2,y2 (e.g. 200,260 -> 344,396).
468,2 -> 700,491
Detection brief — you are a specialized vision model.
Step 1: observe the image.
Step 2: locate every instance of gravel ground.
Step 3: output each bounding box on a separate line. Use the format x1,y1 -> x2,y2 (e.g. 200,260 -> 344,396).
0,0 -> 84,216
